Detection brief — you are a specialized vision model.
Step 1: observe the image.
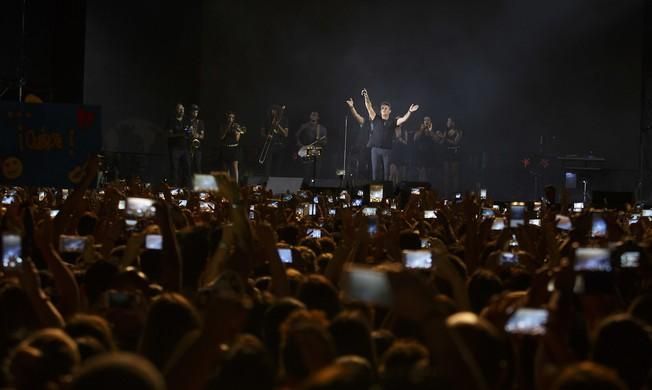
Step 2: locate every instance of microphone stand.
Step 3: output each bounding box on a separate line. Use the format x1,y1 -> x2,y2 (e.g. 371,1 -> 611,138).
1,0 -> 27,101
340,114 -> 348,189
18,0 -> 26,102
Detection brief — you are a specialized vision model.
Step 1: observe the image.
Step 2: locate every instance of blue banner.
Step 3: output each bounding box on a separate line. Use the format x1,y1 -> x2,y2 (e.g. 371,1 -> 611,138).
0,102 -> 102,186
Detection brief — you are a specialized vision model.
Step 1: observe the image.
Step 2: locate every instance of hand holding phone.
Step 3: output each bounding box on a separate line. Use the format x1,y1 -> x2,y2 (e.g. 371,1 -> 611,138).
574,247 -> 612,272
591,212 -> 607,238
367,216 -> 378,235
620,251 -> 640,268
341,266 -> 393,306
307,228 -> 322,238
491,217 -> 506,231
145,234 -> 163,250
277,248 -> 293,264
105,290 -> 141,309
505,308 -> 548,335
193,174 -> 218,192
402,249 -> 432,269
126,197 -> 156,218
509,202 -> 526,228
369,184 -> 383,203
59,235 -> 88,253
2,233 -> 22,270
423,210 -> 436,219
499,251 -> 519,265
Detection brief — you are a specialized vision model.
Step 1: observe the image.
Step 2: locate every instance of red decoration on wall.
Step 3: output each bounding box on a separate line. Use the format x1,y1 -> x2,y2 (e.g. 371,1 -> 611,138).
76,107 -> 95,129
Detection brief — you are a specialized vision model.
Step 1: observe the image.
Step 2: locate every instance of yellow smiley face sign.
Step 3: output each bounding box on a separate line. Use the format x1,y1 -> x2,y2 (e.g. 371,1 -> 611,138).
2,157 -> 23,180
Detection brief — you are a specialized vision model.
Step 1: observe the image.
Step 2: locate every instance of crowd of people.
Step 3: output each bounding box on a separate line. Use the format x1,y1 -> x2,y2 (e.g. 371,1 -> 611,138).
0,156 -> 651,390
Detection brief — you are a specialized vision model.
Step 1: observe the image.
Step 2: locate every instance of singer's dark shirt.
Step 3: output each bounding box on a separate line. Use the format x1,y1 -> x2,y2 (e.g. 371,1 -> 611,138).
368,115 -> 397,149
167,116 -> 189,150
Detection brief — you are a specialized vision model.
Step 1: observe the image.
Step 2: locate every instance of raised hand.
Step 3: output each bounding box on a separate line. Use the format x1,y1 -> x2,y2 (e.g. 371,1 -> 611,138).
360,88 -> 368,98
213,171 -> 241,203
408,104 -> 419,112
345,98 -> 354,108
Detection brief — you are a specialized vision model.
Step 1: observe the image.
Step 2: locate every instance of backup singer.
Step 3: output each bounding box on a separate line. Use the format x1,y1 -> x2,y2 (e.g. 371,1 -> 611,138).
440,117 -> 463,196
346,89 -> 419,181
413,116 -> 439,185
219,111 -> 244,183
188,104 -> 205,174
166,103 -> 191,187
389,125 -> 408,186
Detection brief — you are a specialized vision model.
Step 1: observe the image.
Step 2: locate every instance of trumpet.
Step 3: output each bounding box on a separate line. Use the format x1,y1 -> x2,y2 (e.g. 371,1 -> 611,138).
190,123 -> 202,150
234,123 -> 246,134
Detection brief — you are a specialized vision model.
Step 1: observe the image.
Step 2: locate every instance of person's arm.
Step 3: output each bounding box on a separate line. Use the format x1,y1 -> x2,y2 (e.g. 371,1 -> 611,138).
18,259 -> 65,328
214,173 -> 253,254
399,130 -> 408,144
198,120 -> 205,140
277,124 -> 289,138
321,126 -> 327,145
35,217 -> 80,317
156,201 -> 183,292
199,224 -> 234,287
362,89 -> 377,120
432,130 -> 444,143
295,123 -> 307,147
164,295 -> 248,390
396,104 -> 419,127
276,113 -> 289,138
167,118 -> 174,135
414,125 -> 424,141
255,223 -> 289,297
53,156 -> 98,241
345,98 -> 365,125
448,129 -> 462,145
325,240 -> 356,286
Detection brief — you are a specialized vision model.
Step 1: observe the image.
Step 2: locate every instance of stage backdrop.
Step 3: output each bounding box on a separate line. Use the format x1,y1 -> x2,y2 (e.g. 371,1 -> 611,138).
84,0 -> 644,199
0,102 -> 101,186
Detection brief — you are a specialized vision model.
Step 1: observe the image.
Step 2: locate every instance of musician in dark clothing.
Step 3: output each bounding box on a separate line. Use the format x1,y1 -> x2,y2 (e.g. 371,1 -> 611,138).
219,111 -> 244,183
390,125 -> 408,185
295,111 -> 327,184
414,116 -> 440,185
440,117 -> 463,197
188,104 -> 205,174
166,103 -> 191,187
260,104 -> 288,177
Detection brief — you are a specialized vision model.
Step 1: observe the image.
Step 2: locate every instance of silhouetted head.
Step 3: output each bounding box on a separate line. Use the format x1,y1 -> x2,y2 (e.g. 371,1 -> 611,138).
69,352 -> 165,390
552,361 -> 627,390
591,314 -> 652,390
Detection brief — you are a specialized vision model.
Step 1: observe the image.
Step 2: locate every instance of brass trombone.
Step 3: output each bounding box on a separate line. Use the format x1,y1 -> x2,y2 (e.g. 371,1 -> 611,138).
258,106 -> 285,165
258,124 -> 277,165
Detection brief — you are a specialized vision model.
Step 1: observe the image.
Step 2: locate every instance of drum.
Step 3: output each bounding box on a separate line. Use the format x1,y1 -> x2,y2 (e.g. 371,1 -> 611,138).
298,145 -> 322,161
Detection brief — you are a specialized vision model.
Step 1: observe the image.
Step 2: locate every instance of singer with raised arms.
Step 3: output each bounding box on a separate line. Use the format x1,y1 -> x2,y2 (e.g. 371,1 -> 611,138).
346,89 -> 419,181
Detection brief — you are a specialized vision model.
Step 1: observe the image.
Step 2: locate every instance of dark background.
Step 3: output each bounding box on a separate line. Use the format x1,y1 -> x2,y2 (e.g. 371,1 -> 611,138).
0,0 -> 647,200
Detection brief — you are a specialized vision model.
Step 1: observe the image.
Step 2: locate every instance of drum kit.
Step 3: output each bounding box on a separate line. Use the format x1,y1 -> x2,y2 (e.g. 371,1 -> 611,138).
297,139 -> 325,162
298,137 -> 325,184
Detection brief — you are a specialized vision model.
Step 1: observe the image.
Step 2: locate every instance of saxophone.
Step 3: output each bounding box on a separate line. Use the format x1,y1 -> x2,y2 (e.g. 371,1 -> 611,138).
190,120 -> 201,150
